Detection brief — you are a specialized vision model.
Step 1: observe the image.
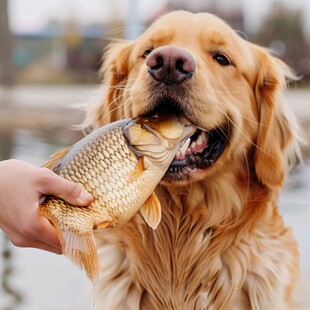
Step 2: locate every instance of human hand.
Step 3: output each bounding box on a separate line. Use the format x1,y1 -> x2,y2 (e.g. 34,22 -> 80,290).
0,159 -> 93,254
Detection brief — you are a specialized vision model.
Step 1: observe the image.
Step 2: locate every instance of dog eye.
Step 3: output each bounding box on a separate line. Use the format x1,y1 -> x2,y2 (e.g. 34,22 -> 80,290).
213,54 -> 231,66
143,49 -> 153,58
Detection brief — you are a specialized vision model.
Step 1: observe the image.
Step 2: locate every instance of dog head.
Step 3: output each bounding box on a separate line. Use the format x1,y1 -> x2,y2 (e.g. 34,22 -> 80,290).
90,10 -> 302,190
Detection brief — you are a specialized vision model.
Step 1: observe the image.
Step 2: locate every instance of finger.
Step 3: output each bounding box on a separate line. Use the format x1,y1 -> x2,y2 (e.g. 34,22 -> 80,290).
38,168 -> 93,206
21,239 -> 62,254
36,216 -> 62,249
7,227 -> 62,255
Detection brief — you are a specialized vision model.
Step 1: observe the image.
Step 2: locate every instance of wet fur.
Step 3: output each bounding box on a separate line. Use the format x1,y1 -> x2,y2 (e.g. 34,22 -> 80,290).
85,11 -> 302,309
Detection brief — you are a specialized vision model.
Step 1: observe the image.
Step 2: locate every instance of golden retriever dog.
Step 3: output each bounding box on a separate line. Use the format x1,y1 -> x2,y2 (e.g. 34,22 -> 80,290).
85,10 -> 302,309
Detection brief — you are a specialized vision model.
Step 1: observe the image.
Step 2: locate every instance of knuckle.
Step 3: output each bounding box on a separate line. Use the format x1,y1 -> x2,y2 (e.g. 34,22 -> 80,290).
65,181 -> 81,199
11,235 -> 27,248
19,220 -> 40,241
36,168 -> 54,187
41,167 -> 55,179
22,226 -> 37,240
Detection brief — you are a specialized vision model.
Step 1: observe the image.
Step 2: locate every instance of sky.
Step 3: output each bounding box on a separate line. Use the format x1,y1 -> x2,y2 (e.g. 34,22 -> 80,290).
8,0 -> 167,32
8,0 -> 310,37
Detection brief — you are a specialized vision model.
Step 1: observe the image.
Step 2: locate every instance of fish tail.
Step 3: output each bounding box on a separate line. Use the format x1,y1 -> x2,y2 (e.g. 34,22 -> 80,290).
40,203 -> 102,281
56,222 -> 102,281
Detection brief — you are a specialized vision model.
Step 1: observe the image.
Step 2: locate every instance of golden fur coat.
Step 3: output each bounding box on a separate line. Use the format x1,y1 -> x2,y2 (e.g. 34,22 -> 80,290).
84,11 -> 302,310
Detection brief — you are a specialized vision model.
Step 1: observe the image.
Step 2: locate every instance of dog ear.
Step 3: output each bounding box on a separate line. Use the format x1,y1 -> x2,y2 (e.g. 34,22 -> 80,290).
252,47 -> 301,189
93,41 -> 133,125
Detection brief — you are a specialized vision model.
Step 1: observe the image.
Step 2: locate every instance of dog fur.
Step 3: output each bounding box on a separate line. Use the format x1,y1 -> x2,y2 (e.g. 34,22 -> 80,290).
85,11 -> 302,310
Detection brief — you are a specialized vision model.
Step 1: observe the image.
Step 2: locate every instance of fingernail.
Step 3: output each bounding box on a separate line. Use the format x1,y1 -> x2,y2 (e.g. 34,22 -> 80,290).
80,191 -> 93,203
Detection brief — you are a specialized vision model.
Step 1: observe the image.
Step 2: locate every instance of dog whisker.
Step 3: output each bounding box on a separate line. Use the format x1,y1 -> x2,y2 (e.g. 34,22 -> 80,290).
207,93 -> 272,156
213,89 -> 262,127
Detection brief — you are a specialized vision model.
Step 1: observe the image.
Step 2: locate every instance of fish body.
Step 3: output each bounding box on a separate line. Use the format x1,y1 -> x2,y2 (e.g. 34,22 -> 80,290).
39,114 -> 195,280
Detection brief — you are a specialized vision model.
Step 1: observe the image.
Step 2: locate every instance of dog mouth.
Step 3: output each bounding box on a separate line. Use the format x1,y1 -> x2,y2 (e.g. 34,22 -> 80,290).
146,99 -> 230,181
170,126 -> 228,171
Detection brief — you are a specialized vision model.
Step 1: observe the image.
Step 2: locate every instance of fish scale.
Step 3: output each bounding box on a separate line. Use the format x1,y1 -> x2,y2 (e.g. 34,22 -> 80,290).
65,128 -> 136,220
39,115 -> 196,281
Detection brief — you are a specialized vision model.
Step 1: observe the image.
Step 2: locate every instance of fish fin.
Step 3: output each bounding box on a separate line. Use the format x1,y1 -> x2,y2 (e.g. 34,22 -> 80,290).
44,147 -> 71,170
52,221 -> 102,281
97,221 -> 114,229
129,157 -> 144,179
140,192 -> 162,230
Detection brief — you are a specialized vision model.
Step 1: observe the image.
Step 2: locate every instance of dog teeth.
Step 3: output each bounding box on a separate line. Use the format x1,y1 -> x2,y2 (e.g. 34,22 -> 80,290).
176,138 -> 191,160
189,132 -> 208,153
190,141 -> 197,152
182,138 -> 191,152
196,132 -> 206,146
175,132 -> 208,161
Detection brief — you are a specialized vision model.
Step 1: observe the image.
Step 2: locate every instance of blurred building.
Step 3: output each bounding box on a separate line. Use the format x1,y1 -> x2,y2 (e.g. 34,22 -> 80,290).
1,0 -> 309,84
12,20 -> 108,84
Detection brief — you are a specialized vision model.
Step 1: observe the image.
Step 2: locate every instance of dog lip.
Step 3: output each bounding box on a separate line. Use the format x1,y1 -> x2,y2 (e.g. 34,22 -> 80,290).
146,96 -> 198,124
147,97 -> 182,114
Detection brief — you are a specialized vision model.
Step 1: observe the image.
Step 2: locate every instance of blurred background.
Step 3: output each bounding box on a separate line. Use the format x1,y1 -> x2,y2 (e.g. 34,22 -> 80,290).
0,0 -> 309,309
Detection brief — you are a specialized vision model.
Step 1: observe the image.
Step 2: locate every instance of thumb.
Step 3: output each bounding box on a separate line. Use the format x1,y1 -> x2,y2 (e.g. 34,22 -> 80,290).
38,168 -> 93,206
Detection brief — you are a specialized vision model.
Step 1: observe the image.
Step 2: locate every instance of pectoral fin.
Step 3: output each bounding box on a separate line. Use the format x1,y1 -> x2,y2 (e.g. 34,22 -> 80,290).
129,157 -> 145,179
140,192 -> 162,230
97,221 -> 115,229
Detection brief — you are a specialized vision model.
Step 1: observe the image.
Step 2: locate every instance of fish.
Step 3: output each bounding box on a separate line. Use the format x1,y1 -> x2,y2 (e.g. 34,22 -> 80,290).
39,113 -> 196,281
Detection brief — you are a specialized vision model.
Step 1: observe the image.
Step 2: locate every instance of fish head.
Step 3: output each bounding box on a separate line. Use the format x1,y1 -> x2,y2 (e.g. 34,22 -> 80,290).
123,112 -> 196,168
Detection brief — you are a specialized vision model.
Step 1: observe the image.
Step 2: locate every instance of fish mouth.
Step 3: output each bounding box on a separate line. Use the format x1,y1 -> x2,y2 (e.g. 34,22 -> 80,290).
146,98 -> 230,182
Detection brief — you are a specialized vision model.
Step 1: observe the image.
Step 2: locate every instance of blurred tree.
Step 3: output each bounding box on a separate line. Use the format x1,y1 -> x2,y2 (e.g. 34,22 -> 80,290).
256,1 -> 310,77
0,0 -> 15,86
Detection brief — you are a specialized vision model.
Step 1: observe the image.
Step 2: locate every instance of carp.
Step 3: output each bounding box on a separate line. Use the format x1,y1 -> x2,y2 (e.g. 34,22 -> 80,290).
39,113 -> 196,280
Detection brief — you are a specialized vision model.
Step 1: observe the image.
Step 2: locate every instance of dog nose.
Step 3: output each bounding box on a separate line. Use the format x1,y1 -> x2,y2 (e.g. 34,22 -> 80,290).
146,46 -> 196,85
